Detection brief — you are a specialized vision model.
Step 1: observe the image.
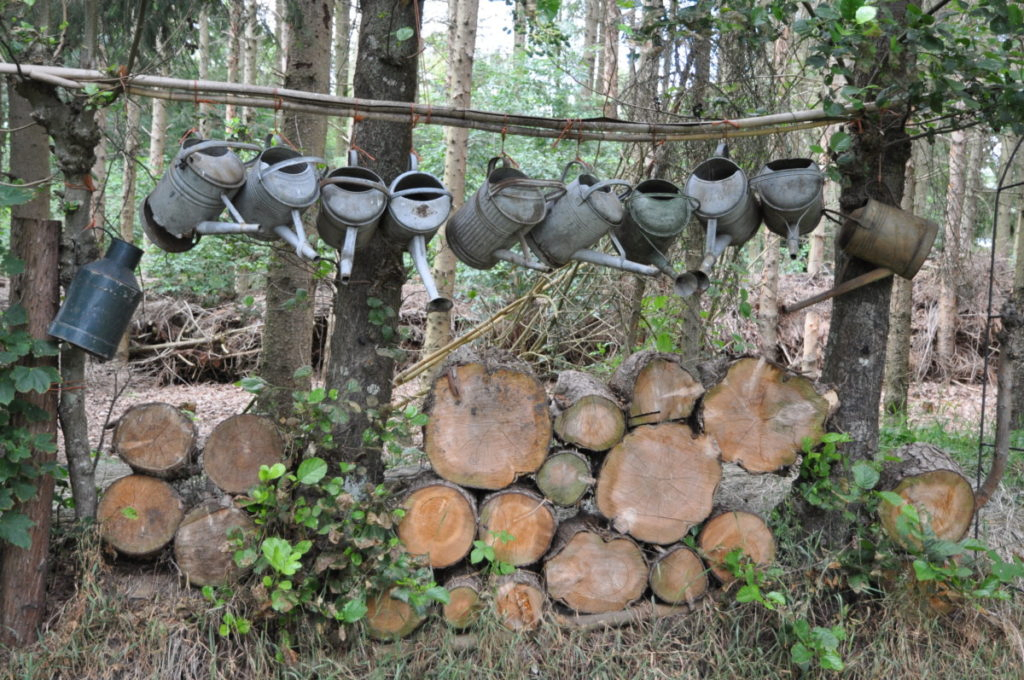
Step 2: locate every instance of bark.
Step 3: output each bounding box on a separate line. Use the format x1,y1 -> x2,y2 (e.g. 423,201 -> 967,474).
226,1 -> 243,129
202,414 -> 285,494
90,108 -> 108,233
698,510 -> 776,585
596,422 -> 720,544
494,570 -> 545,631
582,0 -> 600,94
937,128 -> 968,378
801,180 -> 829,374
1014,208 -> 1024,430
609,351 -> 704,427
649,545 -> 708,605
324,0 -> 422,486
599,0 -> 620,118
256,0 -> 332,416
97,475 -> 186,557
197,7 -> 212,137
365,588 -> 427,639
396,476 -> 477,568
241,0 -> 259,135
173,500 -> 256,587
333,0 -> 352,98
115,96 -> 142,362
551,370 -> 626,451
478,487 -> 557,567
534,450 -> 593,507
148,32 -> 168,172
758,234 -> 781,360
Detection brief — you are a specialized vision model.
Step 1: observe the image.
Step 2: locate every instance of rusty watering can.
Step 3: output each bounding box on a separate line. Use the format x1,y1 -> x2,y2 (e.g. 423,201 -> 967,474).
141,138 -> 262,252
613,178 -> 703,296
447,156 -> 564,272
683,143 -> 762,281
750,158 -> 824,259
380,155 -> 454,312
782,198 -> 939,314
232,147 -> 325,260
48,238 -> 143,361
316,151 -> 390,284
525,161 -> 660,277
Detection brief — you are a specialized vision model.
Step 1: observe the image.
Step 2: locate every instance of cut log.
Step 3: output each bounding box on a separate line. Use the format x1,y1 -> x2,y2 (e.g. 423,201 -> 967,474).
397,476 -> 477,569
424,354 -> 552,490
112,402 -> 197,479
610,351 -> 704,426
173,499 -> 255,587
542,516 -> 647,614
478,487 -> 557,567
551,370 -> 626,451
596,422 -> 721,544
97,475 -> 185,558
442,573 -> 485,629
365,587 -> 426,640
202,414 -> 285,494
493,570 -> 546,631
713,461 -> 799,518
534,450 -> 594,507
698,511 -> 776,584
649,545 -> 709,605
701,357 -> 831,473
878,442 -> 975,550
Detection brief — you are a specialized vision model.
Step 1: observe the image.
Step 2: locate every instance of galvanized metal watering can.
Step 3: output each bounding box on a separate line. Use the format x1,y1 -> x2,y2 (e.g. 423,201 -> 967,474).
380,156 -> 454,312
525,161 -> 660,277
232,146 -> 325,260
317,151 -> 390,284
447,156 -> 564,272
48,238 -> 143,361
750,158 -> 824,259
683,143 -> 762,283
613,178 -> 703,296
141,138 -> 262,252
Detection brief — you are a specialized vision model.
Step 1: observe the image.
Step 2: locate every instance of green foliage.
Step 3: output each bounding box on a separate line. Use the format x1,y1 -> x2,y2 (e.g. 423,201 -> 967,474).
796,432 -> 883,515
788,620 -> 846,672
142,237 -> 266,306
469,531 -> 516,576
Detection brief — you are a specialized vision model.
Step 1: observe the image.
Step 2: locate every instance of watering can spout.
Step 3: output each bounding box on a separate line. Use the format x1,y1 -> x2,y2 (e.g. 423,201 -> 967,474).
786,224 -> 801,260
195,220 -> 260,235
273,225 -> 318,260
675,270 -> 711,297
409,235 -> 453,313
569,249 -> 660,277
338,226 -> 359,284
493,248 -> 551,272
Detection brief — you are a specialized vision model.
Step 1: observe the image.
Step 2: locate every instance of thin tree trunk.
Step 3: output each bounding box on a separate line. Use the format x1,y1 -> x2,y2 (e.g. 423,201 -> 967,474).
1013,208 -> 1024,429
937,128 -> 968,379
226,1 -> 243,130
583,0 -> 600,94
758,235 -> 781,359
116,96 -> 142,362
90,108 -> 108,232
600,0 -> 620,118
197,7 -> 212,137
241,0 -> 259,137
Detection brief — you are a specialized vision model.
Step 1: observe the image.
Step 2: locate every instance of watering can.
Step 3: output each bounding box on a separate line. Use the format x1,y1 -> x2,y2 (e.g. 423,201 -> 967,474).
232,147 -> 325,260
613,178 -> 703,296
683,143 -> 762,282
316,151 -> 390,284
380,156 -> 454,312
781,198 -> 938,314
141,138 -> 263,252
750,158 -> 824,259
524,161 -> 660,277
48,238 -> 143,361
447,156 -> 564,272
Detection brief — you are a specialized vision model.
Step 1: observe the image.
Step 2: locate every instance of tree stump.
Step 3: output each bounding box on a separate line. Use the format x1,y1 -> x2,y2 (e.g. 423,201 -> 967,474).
702,357 -> 831,473
596,422 -> 721,544
173,499 -> 255,587
534,450 -> 594,507
698,510 -> 776,584
649,545 -> 709,605
365,587 -> 426,639
878,442 -> 975,550
112,402 -> 197,479
478,487 -> 557,567
97,475 -> 185,558
551,370 -> 626,451
397,476 -> 477,568
442,572 -> 484,629
493,570 -> 546,631
610,351 -> 704,426
424,355 -> 551,489
542,516 -> 648,614
202,414 -> 285,494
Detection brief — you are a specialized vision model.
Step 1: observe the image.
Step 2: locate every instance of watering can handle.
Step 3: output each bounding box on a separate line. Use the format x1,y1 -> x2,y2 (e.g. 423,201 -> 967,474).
261,156 -> 327,178
488,177 -> 566,200
822,207 -> 870,229
181,140 -> 262,162
715,141 -> 729,158
319,176 -> 392,197
348,149 -> 360,167
486,156 -> 514,175
580,178 -> 633,201
559,159 -> 595,183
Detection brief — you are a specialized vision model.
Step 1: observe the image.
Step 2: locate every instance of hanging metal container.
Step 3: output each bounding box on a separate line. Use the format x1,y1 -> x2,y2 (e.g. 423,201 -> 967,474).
232,146 -> 325,259
380,156 -> 454,312
683,143 -> 762,282
750,158 -> 824,259
140,138 -> 262,253
525,161 -> 660,277
317,151 -> 390,283
48,238 -> 144,361
447,156 -> 564,272
613,178 -> 703,296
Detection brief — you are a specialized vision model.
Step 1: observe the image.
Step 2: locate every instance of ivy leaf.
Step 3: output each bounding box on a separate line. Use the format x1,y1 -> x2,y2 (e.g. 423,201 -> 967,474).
11,365 -> 56,394
296,457 -> 327,485
340,597 -> 367,623
851,460 -> 879,490
790,642 -> 813,669
0,511 -> 35,548
829,131 -> 853,153
0,381 -> 14,406
855,5 -> 878,24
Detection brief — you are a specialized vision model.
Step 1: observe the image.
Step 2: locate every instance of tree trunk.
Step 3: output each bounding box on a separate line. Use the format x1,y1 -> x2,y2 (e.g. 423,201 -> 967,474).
801,184 -> 828,375
582,0 -> 600,95
324,0 -> 422,486
478,487 -> 557,567
173,500 -> 255,587
698,510 -> 776,585
599,0 -> 620,118
396,476 -> 477,568
226,0 -> 243,130
542,515 -> 648,614
115,96 -> 142,362
97,475 -> 186,558
202,414 -> 285,494
551,370 -> 626,451
596,422 -> 720,544
937,128 -> 968,379
1013,208 -> 1024,430
649,544 -> 708,605
493,570 -> 545,631
197,7 -> 212,137
334,0 -> 352,98
148,32 -> 168,171
112,402 -> 198,479
609,351 -> 704,427
90,108 -> 108,232
241,0 -> 259,136
758,233 -> 782,360
534,450 -> 593,507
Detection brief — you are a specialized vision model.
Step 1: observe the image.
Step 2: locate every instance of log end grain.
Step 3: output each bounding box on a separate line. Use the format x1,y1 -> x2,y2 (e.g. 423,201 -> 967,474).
543,531 -> 647,614
611,354 -> 703,427
365,589 -> 427,640
97,475 -> 185,557
397,481 -> 477,569
554,395 -> 626,451
479,488 -> 557,567
535,450 -> 593,507
698,511 -> 776,584
879,470 -> 975,550
173,500 -> 255,587
649,545 -> 709,605
442,575 -> 485,629
202,414 -> 285,494
494,571 -> 546,631
112,402 -> 197,478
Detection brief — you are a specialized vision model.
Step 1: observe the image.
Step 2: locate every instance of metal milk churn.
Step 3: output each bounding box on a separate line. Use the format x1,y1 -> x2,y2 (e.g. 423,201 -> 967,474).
380,155 -> 454,312
613,178 -> 703,296
525,161 -> 660,276
750,158 -> 824,259
446,156 -> 564,272
684,143 -> 762,279
232,146 -> 325,259
316,151 -> 390,283
48,238 -> 144,361
141,138 -> 262,252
